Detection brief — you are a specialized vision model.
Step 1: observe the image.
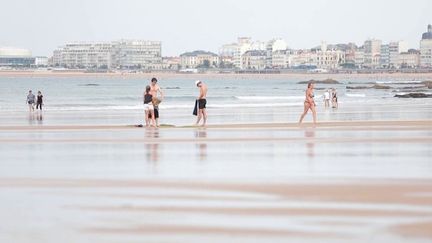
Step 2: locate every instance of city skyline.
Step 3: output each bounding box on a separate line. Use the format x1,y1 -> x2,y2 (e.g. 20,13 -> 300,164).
1,0 -> 431,56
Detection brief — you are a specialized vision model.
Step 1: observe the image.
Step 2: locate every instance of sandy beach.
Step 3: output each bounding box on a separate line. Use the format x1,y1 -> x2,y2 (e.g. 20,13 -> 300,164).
0,119 -> 431,243
1,70 -> 432,81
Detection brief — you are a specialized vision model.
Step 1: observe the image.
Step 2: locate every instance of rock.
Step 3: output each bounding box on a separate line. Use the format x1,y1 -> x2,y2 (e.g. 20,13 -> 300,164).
371,84 -> 392,89
297,78 -> 340,84
394,93 -> 432,98
346,86 -> 369,89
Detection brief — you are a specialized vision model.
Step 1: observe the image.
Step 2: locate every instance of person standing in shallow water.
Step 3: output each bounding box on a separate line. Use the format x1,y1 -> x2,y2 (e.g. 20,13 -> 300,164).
299,82 -> 317,124
149,78 -> 164,127
195,80 -> 208,126
36,91 -> 43,111
26,90 -> 35,112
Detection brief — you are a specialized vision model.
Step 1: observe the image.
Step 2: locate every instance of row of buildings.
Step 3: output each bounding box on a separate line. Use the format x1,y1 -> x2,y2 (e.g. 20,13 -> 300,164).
200,25 -> 432,70
1,25 -> 431,70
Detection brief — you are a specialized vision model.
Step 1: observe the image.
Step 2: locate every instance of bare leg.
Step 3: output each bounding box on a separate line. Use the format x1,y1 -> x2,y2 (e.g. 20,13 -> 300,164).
299,103 -> 310,124
202,109 -> 207,126
150,110 -> 155,127
310,105 -> 317,124
145,110 -> 149,127
195,110 -> 202,125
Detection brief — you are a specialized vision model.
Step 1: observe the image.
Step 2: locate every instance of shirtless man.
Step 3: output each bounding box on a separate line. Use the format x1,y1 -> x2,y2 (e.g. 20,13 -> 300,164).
149,77 -> 164,127
195,80 -> 208,126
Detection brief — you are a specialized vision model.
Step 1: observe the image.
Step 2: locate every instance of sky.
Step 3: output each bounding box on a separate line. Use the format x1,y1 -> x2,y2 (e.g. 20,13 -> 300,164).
1,0 -> 431,56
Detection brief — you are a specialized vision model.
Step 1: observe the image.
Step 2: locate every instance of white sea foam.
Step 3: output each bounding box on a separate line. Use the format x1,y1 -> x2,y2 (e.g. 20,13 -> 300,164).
235,96 -> 304,100
345,93 -> 366,98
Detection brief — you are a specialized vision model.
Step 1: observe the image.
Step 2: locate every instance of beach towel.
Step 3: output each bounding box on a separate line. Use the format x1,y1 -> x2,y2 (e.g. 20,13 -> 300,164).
193,100 -> 198,116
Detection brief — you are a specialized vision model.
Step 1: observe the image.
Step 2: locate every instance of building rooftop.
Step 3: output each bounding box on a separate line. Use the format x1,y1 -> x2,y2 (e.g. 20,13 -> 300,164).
180,50 -> 218,57
422,24 -> 432,40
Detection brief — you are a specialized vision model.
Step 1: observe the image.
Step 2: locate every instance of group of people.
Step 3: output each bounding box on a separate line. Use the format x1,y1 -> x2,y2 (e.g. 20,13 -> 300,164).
323,88 -> 338,109
142,77 -> 208,127
24,79 -> 327,127
26,90 -> 43,112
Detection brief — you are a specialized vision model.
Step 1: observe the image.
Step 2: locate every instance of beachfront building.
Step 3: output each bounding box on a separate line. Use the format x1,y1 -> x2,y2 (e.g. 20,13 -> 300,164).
420,24 -> 432,67
271,50 -> 289,68
111,40 -> 162,70
52,42 -> 113,68
219,37 -> 268,69
34,56 -> 48,66
354,49 -> 365,69
380,44 -> 390,68
241,50 -> 267,70
180,50 -> 219,68
399,49 -> 420,68
310,43 -> 345,70
288,50 -> 315,68
0,47 -> 35,67
162,56 -> 180,70
363,39 -> 382,69
52,40 -> 162,69
388,41 -> 408,68
266,39 -> 287,68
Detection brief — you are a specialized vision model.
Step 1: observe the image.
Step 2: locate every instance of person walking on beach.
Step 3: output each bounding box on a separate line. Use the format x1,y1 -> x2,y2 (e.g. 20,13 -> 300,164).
324,89 -> 330,108
36,91 -> 44,111
149,77 -> 164,127
299,82 -> 317,124
144,85 -> 155,127
195,80 -> 208,126
26,90 -> 35,112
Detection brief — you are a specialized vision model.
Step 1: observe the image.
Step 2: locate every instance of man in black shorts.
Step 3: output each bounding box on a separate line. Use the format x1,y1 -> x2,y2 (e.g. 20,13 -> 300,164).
195,80 -> 208,126
149,77 -> 164,127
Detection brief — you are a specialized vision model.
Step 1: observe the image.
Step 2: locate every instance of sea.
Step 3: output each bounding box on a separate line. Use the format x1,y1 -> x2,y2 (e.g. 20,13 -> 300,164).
0,76 -> 431,125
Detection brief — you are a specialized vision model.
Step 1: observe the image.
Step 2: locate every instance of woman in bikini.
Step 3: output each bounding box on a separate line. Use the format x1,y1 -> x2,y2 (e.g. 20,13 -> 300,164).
299,82 -> 317,124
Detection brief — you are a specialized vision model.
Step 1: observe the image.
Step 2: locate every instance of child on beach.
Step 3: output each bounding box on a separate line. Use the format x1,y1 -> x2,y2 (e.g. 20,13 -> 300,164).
144,85 -> 155,127
26,90 -> 35,112
36,91 -> 43,111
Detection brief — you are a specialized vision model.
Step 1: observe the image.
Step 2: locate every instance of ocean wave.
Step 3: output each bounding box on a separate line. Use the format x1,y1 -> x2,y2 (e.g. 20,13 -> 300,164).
345,93 -> 366,98
235,96 -> 304,100
376,81 -> 423,84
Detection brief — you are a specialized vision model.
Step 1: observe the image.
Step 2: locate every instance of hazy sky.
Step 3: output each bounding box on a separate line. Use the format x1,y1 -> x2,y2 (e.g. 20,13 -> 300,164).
1,0 -> 431,56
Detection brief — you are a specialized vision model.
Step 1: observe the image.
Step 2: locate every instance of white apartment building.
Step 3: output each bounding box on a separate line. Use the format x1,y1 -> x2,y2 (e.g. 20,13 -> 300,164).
271,50 -> 289,68
312,50 -> 345,69
363,39 -> 382,68
399,51 -> 420,68
34,56 -> 48,66
180,50 -> 219,68
266,39 -> 287,68
354,49 -> 365,68
112,40 -> 162,69
289,51 -> 314,67
420,24 -> 432,67
388,41 -> 408,68
52,40 -> 162,69
219,43 -> 238,57
241,50 -> 267,70
380,44 -> 390,68
52,42 -> 113,68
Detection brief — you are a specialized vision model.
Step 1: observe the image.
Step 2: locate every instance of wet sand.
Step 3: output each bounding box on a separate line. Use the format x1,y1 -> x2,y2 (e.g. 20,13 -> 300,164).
0,120 -> 431,242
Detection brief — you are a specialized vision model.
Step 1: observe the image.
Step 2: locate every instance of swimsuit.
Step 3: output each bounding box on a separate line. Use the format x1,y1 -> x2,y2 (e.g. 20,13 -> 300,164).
198,99 -> 207,109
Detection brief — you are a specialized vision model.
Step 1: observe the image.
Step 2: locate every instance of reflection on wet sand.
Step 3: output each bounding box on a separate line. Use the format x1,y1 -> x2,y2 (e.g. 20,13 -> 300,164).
145,128 -> 160,163
28,112 -> 43,125
195,128 -> 207,161
304,129 -> 315,158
